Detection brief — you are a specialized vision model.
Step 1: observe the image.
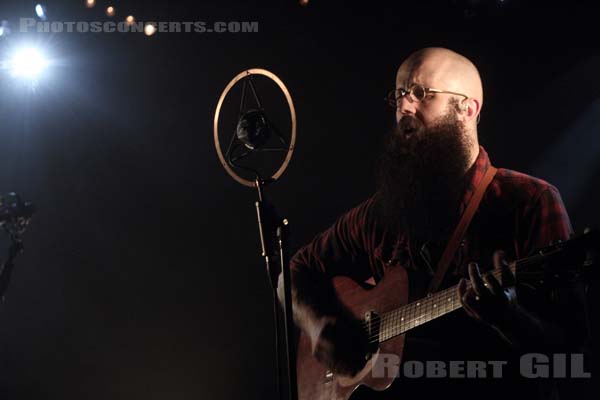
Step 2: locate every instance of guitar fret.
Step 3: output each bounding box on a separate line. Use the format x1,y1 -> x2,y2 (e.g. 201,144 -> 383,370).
370,232 -> 594,344
374,285 -> 470,344
383,312 -> 391,341
376,286 -> 460,343
413,301 -> 418,328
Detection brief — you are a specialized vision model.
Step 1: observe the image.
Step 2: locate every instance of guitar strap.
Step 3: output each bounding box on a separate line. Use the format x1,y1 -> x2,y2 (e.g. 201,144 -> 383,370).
427,165 -> 498,294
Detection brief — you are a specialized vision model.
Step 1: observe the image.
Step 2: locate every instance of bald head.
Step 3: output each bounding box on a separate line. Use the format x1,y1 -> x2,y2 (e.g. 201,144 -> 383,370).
396,47 -> 483,117
393,47 -> 483,171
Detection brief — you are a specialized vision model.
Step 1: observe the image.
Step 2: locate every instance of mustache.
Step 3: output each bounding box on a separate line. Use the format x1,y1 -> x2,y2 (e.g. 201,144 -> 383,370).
396,115 -> 422,136
385,116 -> 426,156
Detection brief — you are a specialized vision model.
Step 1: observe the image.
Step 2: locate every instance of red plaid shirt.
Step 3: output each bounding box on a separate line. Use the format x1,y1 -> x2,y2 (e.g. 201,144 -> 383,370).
290,146 -> 576,399
291,146 -> 573,289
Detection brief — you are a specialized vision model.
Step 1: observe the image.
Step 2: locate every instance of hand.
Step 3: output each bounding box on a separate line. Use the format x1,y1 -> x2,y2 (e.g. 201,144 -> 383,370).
312,315 -> 370,376
458,250 -> 518,329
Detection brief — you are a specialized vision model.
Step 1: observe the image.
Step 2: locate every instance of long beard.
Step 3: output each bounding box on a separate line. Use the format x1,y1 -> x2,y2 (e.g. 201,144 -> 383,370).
375,110 -> 473,243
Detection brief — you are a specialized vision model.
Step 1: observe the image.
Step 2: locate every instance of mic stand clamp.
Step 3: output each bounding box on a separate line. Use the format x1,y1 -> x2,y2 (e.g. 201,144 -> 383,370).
254,178 -> 298,400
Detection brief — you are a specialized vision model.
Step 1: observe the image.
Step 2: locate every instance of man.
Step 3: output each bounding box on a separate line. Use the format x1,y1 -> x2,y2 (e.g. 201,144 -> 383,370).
285,48 -> 584,399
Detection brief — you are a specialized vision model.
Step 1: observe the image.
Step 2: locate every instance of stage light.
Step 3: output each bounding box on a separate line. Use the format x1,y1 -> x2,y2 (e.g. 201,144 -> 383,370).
35,4 -> 47,20
0,20 -> 10,37
85,0 -> 95,8
299,0 -> 309,6
9,47 -> 48,79
144,23 -> 156,36
126,15 -> 135,26
106,6 -> 115,17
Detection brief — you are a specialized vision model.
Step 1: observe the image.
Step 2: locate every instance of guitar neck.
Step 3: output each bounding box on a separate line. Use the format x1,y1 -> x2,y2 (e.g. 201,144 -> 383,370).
371,229 -> 597,344
377,263 -> 520,343
378,284 -> 462,342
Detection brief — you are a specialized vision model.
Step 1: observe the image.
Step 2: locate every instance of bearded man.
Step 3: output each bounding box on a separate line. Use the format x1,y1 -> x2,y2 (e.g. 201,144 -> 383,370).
284,48 -> 586,399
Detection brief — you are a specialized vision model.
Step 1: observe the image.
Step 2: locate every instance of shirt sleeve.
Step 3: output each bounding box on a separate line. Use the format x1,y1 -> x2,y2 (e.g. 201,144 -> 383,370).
289,197 -> 376,283
520,184 -> 573,256
518,184 -> 590,353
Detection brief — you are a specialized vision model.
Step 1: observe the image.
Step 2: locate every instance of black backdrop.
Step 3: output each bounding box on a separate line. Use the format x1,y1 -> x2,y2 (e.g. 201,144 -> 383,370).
0,1 -> 598,399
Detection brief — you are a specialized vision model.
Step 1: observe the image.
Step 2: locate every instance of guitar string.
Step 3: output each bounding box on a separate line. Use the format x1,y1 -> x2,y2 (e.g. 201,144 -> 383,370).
359,251 -> 550,331
367,286 -> 461,343
364,261 -> 521,342
360,265 -> 493,331
366,249 -> 562,343
377,287 -> 460,342
359,255 -> 553,343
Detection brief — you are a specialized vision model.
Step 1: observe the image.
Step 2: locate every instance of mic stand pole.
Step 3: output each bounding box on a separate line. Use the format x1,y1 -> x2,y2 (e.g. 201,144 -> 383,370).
0,235 -> 23,302
254,177 -> 298,400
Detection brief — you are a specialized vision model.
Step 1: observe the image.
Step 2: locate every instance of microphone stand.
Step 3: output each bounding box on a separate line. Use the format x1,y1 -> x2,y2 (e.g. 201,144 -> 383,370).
0,238 -> 23,302
254,177 -> 298,400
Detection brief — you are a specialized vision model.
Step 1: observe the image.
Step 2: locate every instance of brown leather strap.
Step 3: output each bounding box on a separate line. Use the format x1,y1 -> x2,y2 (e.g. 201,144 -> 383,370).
427,166 -> 498,293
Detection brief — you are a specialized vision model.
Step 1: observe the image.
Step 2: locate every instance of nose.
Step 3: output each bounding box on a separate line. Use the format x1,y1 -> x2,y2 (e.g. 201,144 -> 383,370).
395,96 -> 416,123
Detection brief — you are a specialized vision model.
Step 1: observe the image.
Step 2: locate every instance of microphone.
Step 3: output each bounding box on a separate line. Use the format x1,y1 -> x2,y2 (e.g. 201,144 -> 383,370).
236,109 -> 272,150
214,68 -> 296,187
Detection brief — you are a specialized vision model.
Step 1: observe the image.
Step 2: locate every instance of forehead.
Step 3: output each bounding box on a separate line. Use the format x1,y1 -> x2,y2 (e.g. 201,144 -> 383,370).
395,58 -> 446,88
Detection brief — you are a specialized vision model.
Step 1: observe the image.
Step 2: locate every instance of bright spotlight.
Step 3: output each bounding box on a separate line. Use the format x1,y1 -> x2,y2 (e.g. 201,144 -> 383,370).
0,20 -> 10,37
9,48 -> 48,79
106,6 -> 115,17
85,0 -> 95,8
144,23 -> 157,36
35,4 -> 47,20
126,15 -> 135,26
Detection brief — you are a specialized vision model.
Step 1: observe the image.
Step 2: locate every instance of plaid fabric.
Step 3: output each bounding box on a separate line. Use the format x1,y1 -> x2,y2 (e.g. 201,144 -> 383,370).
291,146 -> 573,283
289,146 -> 578,400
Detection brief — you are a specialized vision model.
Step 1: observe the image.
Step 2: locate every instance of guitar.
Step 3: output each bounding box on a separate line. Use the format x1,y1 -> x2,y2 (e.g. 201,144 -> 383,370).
296,230 -> 598,400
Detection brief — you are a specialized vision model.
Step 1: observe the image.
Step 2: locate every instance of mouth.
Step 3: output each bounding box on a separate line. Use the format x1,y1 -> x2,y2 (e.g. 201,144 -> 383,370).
403,126 -> 416,135
397,116 -> 420,138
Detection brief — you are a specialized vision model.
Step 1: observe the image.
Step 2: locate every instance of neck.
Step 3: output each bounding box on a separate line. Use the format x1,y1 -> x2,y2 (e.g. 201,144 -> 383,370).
463,137 -> 480,175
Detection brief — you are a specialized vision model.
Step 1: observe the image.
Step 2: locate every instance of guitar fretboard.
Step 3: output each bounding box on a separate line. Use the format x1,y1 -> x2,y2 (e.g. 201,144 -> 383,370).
372,263 -> 520,343
378,285 -> 461,342
363,230 -> 596,345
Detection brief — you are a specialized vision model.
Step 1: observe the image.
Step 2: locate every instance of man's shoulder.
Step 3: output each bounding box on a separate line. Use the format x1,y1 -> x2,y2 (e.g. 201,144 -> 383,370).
489,167 -> 561,206
340,195 -> 380,221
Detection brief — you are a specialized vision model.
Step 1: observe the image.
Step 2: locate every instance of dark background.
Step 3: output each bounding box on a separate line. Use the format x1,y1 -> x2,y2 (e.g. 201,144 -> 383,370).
0,0 -> 598,399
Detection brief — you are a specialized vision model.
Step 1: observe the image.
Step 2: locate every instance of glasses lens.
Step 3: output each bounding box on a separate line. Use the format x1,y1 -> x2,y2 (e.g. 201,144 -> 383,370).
411,85 -> 427,102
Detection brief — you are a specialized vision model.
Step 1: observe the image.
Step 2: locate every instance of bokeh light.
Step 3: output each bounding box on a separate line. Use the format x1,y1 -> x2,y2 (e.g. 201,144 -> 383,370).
144,23 -> 157,36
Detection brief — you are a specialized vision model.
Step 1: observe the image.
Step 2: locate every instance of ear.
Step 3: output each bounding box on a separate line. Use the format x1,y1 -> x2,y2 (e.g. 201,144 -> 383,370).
460,98 -> 481,123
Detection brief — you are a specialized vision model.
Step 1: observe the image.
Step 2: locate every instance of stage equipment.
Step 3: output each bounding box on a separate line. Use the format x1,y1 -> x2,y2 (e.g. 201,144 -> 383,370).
0,193 -> 35,301
214,68 -> 297,400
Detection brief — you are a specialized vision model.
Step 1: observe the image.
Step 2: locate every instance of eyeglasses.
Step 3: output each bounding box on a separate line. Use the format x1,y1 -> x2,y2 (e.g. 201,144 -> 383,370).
385,84 -> 470,108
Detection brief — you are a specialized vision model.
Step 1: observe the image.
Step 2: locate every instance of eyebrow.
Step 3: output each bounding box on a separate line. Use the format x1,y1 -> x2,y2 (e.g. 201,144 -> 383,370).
396,80 -> 427,88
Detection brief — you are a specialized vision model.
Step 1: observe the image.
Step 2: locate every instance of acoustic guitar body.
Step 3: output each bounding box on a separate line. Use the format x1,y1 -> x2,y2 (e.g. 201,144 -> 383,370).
296,266 -> 409,400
